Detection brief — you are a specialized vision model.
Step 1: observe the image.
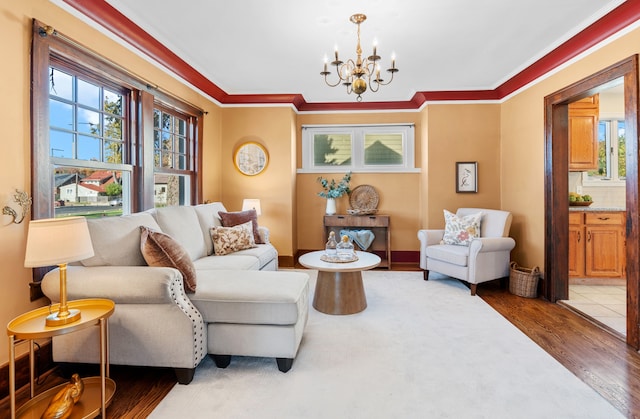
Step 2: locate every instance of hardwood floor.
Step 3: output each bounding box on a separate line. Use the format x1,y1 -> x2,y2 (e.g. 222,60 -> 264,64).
2,267 -> 640,418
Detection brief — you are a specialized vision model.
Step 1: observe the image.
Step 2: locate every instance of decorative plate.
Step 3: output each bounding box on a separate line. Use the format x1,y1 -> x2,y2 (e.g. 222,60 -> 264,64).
349,185 -> 379,213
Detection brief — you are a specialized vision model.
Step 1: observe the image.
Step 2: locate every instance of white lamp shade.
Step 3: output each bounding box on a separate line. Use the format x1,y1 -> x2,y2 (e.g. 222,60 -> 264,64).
242,199 -> 262,216
24,217 -> 95,267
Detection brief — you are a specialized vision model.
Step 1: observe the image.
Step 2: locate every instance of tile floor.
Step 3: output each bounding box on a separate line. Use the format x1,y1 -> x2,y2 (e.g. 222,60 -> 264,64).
562,284 -> 627,335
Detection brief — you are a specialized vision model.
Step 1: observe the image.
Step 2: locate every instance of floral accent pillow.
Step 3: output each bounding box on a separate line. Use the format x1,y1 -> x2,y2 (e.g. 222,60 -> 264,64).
218,209 -> 264,244
211,221 -> 257,256
442,210 -> 482,246
140,226 -> 197,292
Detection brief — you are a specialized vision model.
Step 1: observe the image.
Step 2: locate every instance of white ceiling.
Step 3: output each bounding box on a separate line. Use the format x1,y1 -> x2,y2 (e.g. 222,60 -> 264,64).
100,0 -> 625,104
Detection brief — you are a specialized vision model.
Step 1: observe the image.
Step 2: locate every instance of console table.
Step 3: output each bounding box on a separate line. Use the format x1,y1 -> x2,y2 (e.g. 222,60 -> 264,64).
323,215 -> 391,269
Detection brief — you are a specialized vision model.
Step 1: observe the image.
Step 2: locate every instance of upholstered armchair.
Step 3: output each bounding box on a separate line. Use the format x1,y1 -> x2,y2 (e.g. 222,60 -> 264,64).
417,208 -> 515,295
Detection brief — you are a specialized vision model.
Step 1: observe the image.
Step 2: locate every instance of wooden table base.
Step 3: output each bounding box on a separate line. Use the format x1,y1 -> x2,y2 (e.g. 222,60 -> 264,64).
312,271 -> 367,315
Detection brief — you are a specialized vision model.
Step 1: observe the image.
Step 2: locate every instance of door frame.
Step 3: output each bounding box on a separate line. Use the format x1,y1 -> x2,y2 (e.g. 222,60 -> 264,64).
544,55 -> 640,348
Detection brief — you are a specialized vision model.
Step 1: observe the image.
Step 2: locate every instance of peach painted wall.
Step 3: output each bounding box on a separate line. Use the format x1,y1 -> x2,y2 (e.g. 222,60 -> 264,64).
220,107 -> 298,257
425,104 -> 502,229
501,25 -> 640,270
0,0 -> 222,366
296,113 -> 423,252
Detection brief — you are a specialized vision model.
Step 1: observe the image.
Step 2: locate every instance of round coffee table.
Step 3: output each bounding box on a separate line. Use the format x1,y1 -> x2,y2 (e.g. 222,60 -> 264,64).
298,250 -> 381,315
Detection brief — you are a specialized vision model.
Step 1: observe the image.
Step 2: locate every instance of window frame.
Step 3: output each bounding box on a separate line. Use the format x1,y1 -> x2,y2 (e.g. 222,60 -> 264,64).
584,114 -> 626,186
300,124 -> 417,173
31,19 -> 203,221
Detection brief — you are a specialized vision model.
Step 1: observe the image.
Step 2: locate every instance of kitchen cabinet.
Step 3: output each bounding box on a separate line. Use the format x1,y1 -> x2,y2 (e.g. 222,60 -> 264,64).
569,211 -> 625,278
569,94 -> 599,171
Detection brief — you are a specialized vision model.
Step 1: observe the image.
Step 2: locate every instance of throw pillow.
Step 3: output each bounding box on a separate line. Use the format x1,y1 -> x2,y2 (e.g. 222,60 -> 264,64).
140,226 -> 197,292
218,209 -> 264,244
211,221 -> 257,256
442,209 -> 482,246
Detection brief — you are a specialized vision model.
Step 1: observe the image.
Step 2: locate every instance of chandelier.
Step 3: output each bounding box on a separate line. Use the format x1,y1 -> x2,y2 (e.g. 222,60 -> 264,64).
320,14 -> 398,101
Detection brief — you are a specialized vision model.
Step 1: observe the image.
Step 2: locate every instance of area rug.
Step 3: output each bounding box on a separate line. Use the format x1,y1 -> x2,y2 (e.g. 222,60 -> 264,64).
150,271 -> 622,418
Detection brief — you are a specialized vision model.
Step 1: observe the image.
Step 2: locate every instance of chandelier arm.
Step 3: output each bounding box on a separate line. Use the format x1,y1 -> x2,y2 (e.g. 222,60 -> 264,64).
323,74 -> 344,88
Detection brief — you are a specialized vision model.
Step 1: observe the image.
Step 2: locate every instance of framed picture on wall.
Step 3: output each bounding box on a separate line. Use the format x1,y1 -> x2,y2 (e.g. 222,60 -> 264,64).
456,162 -> 478,193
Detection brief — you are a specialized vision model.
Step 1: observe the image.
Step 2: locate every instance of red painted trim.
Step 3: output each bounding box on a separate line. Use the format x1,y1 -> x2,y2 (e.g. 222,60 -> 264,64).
63,0 -> 640,111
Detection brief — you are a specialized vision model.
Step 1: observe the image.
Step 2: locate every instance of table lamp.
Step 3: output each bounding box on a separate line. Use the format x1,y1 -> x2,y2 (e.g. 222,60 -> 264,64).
24,217 -> 94,326
242,198 -> 262,216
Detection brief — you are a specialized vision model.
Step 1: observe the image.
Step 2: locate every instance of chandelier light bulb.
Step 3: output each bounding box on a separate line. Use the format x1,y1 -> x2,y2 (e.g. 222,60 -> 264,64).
320,13 -> 399,101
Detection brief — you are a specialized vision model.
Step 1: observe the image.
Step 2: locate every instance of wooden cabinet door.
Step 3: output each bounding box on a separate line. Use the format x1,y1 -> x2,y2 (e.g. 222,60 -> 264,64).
568,223 -> 585,277
569,95 -> 599,171
568,212 -> 584,277
585,212 -> 625,278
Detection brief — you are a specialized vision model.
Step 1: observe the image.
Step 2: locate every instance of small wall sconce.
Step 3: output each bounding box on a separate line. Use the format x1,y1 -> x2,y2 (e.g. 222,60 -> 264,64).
3,189 -> 32,224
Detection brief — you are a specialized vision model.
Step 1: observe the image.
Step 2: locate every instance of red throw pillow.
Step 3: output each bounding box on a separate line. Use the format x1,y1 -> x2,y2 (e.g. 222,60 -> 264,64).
218,209 -> 264,244
140,226 -> 197,292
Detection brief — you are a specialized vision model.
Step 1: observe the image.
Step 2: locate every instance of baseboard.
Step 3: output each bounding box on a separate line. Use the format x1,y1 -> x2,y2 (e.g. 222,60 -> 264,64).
0,340 -> 54,401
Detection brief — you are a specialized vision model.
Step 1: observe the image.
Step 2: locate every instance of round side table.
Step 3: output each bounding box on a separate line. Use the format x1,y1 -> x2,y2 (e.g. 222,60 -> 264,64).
7,298 -> 116,419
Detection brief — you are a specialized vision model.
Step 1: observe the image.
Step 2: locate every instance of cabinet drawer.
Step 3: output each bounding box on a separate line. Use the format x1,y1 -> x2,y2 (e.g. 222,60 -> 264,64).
569,212 -> 583,225
585,212 -> 625,225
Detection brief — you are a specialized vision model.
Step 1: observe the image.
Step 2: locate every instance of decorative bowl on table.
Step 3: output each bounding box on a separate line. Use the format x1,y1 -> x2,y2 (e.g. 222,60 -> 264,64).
569,201 -> 593,206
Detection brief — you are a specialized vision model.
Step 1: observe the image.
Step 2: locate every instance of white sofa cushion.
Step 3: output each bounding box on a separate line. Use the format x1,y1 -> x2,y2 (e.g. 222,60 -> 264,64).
82,212 -> 161,267
426,244 -> 469,267
152,206 -> 208,261
193,255 -> 261,271
190,270 -> 309,325
194,202 -> 226,256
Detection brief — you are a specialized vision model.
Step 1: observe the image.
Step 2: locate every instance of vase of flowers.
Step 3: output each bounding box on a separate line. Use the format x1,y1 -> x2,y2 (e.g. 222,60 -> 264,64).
317,172 -> 351,215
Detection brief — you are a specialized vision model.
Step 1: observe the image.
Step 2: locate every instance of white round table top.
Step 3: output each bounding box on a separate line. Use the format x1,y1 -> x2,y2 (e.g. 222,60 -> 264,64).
298,250 -> 381,273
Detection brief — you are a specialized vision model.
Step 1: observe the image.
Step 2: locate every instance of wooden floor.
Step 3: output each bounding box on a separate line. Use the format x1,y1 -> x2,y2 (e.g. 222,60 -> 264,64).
2,267 -> 640,418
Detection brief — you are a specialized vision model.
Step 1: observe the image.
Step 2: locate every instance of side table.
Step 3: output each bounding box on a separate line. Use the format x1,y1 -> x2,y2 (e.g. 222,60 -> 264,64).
7,298 -> 116,419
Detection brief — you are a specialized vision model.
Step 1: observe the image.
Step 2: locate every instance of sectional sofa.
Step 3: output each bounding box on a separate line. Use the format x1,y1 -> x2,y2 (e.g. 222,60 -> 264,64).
41,203 -> 309,384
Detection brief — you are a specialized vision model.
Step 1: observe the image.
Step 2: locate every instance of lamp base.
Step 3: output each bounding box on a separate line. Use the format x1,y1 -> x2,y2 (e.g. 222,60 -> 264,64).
46,308 -> 81,326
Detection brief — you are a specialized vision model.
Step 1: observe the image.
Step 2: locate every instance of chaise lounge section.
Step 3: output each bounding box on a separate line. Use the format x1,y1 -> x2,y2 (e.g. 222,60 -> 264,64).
42,203 -> 309,384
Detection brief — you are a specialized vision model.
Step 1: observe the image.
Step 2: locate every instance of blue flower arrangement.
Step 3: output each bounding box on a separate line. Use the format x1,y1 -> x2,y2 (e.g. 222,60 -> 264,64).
317,172 -> 352,199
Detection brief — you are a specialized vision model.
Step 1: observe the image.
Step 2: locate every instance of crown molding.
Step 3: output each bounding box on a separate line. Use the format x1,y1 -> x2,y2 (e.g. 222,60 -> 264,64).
62,0 -> 640,111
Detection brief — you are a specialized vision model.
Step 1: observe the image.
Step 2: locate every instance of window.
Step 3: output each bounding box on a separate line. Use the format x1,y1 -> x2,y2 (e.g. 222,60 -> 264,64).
587,118 -> 626,181
31,20 -> 203,221
153,106 -> 196,207
301,124 -> 416,172
49,63 -> 131,217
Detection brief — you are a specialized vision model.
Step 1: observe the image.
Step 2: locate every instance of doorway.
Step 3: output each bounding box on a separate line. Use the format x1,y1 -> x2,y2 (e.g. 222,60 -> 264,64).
544,55 -> 640,348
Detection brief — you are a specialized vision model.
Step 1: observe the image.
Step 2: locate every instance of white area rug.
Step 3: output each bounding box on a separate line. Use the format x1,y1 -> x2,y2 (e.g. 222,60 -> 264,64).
150,271 -> 622,418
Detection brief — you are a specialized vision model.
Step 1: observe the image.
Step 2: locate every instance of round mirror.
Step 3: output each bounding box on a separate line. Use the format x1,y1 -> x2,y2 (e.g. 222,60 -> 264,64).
233,142 -> 269,176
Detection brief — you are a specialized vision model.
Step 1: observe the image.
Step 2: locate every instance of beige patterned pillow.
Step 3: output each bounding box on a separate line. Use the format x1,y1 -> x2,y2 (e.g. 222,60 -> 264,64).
442,209 -> 482,246
140,226 -> 197,292
211,221 -> 257,256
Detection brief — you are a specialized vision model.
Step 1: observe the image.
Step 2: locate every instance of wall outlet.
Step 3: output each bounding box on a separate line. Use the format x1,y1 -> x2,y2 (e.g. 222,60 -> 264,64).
576,186 -> 583,194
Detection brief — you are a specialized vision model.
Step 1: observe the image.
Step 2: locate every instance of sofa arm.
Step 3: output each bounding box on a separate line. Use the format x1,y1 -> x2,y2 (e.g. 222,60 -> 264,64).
41,265 -> 186,305
258,226 -> 270,243
469,237 -> 516,255
417,229 -> 445,247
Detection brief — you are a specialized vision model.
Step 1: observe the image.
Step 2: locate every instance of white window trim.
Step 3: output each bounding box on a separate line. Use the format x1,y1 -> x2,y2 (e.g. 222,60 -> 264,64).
583,114 -> 625,186
299,123 -> 419,173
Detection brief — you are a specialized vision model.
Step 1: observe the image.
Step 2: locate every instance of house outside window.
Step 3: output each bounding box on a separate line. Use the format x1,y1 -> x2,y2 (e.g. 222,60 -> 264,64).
301,124 -> 417,173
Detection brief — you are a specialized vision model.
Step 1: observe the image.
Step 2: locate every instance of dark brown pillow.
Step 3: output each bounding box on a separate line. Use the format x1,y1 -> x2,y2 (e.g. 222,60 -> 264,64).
218,209 -> 264,244
140,226 -> 197,292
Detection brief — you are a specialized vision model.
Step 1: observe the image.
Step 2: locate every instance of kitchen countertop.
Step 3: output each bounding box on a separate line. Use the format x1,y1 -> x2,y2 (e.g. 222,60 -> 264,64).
569,206 -> 625,212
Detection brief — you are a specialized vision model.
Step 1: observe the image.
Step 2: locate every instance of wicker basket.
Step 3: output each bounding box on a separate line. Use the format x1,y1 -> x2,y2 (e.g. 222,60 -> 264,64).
509,262 -> 540,298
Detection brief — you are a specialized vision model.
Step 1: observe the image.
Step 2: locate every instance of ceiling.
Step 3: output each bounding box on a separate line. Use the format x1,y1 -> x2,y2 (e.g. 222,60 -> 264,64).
61,0 -> 628,105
